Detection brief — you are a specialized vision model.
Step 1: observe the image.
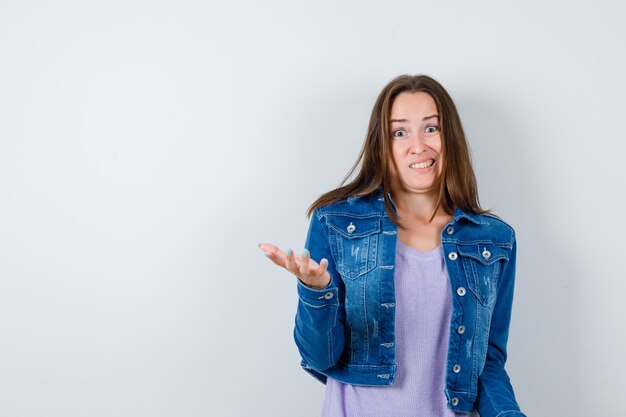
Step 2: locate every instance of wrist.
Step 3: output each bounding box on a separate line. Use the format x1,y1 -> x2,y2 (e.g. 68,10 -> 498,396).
299,277 -> 331,290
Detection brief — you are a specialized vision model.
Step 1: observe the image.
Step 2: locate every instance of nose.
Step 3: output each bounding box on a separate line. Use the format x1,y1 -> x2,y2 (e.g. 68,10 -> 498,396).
410,134 -> 428,154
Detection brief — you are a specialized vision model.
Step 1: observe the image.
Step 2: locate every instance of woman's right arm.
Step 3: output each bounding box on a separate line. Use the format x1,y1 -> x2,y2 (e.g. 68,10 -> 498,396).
259,209 -> 346,372
293,210 -> 346,371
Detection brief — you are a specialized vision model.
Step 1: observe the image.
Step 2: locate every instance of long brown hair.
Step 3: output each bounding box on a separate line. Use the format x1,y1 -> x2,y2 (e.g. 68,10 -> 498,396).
306,74 -> 489,227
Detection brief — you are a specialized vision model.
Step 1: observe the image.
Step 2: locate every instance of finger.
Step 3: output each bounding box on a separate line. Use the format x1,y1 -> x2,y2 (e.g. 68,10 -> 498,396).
316,258 -> 329,278
259,243 -> 287,268
259,242 -> 276,253
284,248 -> 300,277
311,258 -> 331,287
299,248 -> 312,277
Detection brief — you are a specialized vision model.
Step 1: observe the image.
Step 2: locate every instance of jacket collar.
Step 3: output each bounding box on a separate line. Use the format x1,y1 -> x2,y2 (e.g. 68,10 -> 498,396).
453,207 -> 487,225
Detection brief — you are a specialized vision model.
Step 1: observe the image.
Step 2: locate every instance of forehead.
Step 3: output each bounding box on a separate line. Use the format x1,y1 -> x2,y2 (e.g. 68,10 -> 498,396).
390,92 -> 438,118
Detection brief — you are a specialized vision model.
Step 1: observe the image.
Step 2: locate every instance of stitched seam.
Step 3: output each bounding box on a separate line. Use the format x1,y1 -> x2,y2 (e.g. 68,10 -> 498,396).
327,222 -> 380,238
472,300 -> 479,392
299,300 -> 335,308
494,412 -> 526,417
479,348 -> 500,417
446,389 -> 473,395
441,238 -> 513,249
328,302 -> 338,366
327,328 -> 333,367
317,210 -> 340,277
362,275 -> 369,362
321,211 -> 383,219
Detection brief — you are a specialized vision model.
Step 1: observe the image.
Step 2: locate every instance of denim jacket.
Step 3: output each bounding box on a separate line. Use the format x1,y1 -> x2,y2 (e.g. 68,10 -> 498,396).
293,187 -> 525,416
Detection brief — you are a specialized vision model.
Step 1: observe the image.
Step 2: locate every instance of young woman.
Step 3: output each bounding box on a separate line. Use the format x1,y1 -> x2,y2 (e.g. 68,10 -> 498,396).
259,75 -> 526,417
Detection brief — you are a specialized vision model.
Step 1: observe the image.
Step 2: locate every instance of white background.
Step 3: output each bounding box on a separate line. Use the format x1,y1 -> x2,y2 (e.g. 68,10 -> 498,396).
1,1 -> 624,416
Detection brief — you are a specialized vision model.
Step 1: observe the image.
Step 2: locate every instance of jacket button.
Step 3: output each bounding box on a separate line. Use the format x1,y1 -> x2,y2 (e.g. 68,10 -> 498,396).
448,252 -> 458,261
457,325 -> 466,334
451,397 -> 459,406
456,287 -> 466,296
323,292 -> 334,299
482,248 -> 491,259
453,364 -> 461,373
446,226 -> 454,234
347,222 -> 356,234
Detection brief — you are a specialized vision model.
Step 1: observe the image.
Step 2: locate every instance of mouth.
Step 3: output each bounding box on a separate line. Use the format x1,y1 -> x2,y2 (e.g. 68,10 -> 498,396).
409,159 -> 435,169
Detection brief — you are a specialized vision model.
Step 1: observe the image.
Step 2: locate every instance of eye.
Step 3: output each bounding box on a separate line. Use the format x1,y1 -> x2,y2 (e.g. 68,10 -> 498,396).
425,125 -> 440,134
392,129 -> 407,138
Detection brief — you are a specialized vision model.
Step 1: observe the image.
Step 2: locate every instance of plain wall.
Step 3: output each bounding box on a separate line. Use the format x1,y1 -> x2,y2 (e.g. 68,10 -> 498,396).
1,1 -> 625,416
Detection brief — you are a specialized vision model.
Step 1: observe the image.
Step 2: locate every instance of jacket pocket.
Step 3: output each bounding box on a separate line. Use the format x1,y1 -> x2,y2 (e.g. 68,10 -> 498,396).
326,215 -> 380,280
457,243 -> 510,305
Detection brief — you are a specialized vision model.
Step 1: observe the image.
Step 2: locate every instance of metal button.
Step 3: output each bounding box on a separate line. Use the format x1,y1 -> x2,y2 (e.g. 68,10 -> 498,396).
446,226 -> 454,235
457,325 -> 466,334
323,292 -> 334,299
448,252 -> 458,261
456,287 -> 466,296
346,222 -> 356,234
451,397 -> 459,406
482,248 -> 491,259
453,364 -> 461,373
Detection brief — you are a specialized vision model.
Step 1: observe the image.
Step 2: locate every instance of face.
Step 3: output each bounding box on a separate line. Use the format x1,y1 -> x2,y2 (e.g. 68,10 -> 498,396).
389,91 -> 443,194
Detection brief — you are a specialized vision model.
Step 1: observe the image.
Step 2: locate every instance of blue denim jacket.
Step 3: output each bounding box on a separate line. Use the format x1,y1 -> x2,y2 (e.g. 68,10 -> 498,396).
293,187 -> 525,416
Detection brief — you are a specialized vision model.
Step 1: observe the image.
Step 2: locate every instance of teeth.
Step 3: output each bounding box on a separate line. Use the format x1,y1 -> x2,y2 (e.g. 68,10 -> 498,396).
410,160 -> 434,169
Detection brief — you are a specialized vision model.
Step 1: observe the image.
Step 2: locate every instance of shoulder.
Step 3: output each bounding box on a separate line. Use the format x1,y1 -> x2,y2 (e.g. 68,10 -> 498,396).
478,213 -> 516,247
481,213 -> 516,237
453,208 -> 516,247
314,191 -> 384,219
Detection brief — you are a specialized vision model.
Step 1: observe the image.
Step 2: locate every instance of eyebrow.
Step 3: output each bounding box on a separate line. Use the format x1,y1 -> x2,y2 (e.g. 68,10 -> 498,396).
389,114 -> 439,123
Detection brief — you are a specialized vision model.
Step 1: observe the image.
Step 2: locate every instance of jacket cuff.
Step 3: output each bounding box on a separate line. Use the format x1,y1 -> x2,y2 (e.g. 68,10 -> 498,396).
296,279 -> 338,307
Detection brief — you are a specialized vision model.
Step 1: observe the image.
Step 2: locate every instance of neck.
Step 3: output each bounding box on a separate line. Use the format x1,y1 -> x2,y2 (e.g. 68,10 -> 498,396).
390,187 -> 442,224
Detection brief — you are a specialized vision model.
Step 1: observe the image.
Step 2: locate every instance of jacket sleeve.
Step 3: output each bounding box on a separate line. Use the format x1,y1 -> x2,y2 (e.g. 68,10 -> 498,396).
293,209 -> 346,372
476,231 -> 527,417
